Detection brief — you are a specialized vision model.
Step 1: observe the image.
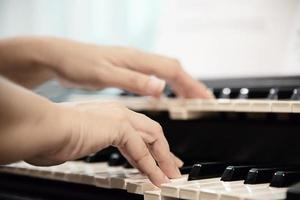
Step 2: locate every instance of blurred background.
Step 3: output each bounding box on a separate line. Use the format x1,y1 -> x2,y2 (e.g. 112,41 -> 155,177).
0,0 -> 299,80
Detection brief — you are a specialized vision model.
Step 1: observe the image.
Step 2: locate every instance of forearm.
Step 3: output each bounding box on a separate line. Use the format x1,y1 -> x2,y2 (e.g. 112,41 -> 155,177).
0,76 -> 68,164
0,37 -> 56,88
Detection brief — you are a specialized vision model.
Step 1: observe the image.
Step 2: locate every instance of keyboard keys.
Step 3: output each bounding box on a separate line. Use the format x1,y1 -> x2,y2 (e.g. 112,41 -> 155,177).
238,88 -> 250,99
108,153 -> 126,166
220,88 -> 232,99
221,166 -> 256,181
180,165 -> 193,174
291,88 -> 300,100
268,88 -> 279,100
188,162 -> 227,181
270,171 -> 300,187
123,161 -> 134,169
286,182 -> 300,200
244,168 -> 280,184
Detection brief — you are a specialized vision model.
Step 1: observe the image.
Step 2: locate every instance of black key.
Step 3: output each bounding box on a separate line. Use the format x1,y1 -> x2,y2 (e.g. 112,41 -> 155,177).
245,168 -> 280,184
219,88 -> 231,99
120,90 -> 139,97
267,88 -> 279,100
163,85 -> 176,98
85,152 -> 110,163
188,162 -> 227,181
245,167 -> 300,184
291,88 -> 300,100
108,153 -> 126,166
238,88 -> 249,99
179,165 -> 193,174
270,171 -> 300,187
123,161 -> 134,169
221,165 -> 257,182
286,182 -> 300,200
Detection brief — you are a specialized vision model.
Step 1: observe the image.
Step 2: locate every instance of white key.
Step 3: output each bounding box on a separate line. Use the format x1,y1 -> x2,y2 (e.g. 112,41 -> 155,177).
251,100 -> 272,112
127,175 -> 191,195
181,181 -> 247,200
126,176 -> 187,195
217,184 -> 271,200
219,186 -> 287,200
271,101 -> 292,113
186,99 -> 217,112
127,179 -> 157,194
200,100 -> 217,111
94,167 -> 125,188
244,188 -> 287,200
215,99 -> 233,111
161,177 -> 219,198
291,101 -> 300,113
169,107 -> 206,120
144,189 -> 162,200
110,170 -> 144,189
233,100 -> 252,112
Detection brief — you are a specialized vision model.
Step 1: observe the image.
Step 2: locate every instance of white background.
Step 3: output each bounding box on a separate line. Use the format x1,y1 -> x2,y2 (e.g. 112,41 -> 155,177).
154,0 -> 300,79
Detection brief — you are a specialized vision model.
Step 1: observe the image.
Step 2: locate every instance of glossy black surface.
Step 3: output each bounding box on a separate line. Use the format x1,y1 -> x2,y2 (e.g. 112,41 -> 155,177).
188,162 -> 227,181
270,171 -> 300,188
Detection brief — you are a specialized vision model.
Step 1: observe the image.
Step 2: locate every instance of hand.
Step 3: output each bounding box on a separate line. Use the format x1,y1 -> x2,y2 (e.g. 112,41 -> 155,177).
27,101 -> 183,186
0,37 -> 214,98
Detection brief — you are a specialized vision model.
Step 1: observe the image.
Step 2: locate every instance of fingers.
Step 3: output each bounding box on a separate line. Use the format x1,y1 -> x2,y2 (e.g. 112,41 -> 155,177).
126,109 -> 181,179
124,50 -> 214,99
98,65 -> 166,97
171,152 -> 184,168
116,124 -> 170,186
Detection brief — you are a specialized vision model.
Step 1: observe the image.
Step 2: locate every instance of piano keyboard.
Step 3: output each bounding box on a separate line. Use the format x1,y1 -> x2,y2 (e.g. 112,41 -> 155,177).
61,84 -> 300,121
63,96 -> 300,120
1,155 -> 300,200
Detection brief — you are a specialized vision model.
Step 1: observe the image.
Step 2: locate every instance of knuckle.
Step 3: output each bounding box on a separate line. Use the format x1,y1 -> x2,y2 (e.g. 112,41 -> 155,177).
134,147 -> 150,164
153,121 -> 163,134
129,74 -> 149,92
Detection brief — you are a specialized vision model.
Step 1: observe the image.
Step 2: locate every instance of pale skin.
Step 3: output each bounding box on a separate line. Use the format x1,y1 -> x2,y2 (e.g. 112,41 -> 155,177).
0,37 -> 213,186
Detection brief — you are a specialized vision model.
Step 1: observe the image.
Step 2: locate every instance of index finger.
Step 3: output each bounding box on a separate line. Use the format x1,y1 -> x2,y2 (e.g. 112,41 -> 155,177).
118,124 -> 170,186
126,109 -> 181,179
127,50 -> 214,98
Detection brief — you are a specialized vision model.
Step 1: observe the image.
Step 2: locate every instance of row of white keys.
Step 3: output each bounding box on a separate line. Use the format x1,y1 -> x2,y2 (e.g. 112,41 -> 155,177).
110,171 -> 147,190
199,183 -> 270,200
142,176 -> 192,199
144,178 -> 240,200
93,167 -> 139,188
218,186 -> 287,200
0,161 -> 149,190
184,99 -> 300,114
174,179 -> 287,200
179,180 -> 246,200
160,177 -> 220,198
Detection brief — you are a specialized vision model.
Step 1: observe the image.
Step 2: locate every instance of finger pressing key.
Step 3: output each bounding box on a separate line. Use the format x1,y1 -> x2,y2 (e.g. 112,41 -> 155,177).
114,123 -> 170,186
126,109 -> 181,179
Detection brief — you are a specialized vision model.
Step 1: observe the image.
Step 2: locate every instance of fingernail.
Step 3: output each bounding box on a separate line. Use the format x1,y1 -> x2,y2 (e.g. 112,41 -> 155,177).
146,77 -> 166,97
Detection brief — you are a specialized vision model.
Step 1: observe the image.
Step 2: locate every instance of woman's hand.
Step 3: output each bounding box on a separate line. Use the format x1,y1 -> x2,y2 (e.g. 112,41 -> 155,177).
0,37 -> 213,98
28,100 -> 185,186
0,77 -> 183,186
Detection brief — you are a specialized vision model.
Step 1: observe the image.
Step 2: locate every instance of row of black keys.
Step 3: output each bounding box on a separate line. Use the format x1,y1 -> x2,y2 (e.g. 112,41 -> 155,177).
121,87 -> 300,100
83,152 -> 300,188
